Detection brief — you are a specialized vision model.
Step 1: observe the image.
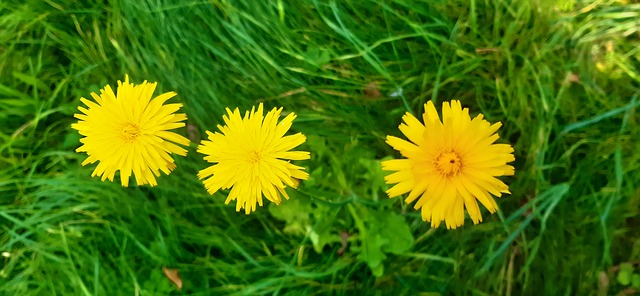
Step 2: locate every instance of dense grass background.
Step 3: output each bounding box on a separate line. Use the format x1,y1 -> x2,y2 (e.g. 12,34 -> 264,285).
1,0 -> 640,295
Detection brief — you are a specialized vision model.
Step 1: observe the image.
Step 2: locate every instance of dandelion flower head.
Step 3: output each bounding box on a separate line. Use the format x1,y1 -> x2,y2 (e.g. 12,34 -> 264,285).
381,100 -> 515,229
197,103 -> 310,214
71,75 -> 190,187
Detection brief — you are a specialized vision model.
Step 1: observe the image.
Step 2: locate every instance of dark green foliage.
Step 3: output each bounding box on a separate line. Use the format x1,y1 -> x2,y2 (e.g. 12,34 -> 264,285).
1,0 -> 639,295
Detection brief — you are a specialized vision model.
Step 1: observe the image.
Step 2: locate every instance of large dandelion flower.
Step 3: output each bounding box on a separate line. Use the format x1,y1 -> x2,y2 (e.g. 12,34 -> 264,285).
71,75 -> 190,187
381,100 -> 515,229
197,103 -> 310,214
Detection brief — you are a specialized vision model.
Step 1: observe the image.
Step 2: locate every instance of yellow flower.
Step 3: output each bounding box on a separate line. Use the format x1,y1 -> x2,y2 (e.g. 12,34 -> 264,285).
197,103 -> 310,214
381,100 -> 515,229
71,75 -> 190,187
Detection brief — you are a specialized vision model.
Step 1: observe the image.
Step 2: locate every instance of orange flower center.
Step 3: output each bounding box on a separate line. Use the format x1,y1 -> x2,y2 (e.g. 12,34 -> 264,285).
435,150 -> 462,177
121,123 -> 141,142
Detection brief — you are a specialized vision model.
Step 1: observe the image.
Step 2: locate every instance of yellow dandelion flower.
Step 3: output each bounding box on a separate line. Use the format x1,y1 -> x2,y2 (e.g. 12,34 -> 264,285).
381,100 -> 515,229
197,103 -> 310,214
71,75 -> 190,187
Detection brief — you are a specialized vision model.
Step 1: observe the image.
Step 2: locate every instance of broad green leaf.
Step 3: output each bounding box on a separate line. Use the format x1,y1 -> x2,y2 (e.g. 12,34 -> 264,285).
268,196 -> 313,235
632,274 -> 640,289
12,71 -> 49,90
357,231 -> 387,276
370,260 -> 384,277
303,47 -> 332,67
618,263 -> 634,285
375,211 -> 414,254
143,267 -> 175,292
353,207 -> 414,276
63,132 -> 82,149
308,214 -> 341,253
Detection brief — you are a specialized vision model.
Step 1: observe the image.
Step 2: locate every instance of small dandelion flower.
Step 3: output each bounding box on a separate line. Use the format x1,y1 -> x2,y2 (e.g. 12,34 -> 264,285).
197,103 -> 310,214
71,75 -> 190,187
381,100 -> 515,229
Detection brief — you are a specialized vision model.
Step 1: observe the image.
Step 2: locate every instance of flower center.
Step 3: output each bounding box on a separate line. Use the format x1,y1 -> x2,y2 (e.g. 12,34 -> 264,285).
248,150 -> 262,164
121,123 -> 141,142
435,150 -> 462,177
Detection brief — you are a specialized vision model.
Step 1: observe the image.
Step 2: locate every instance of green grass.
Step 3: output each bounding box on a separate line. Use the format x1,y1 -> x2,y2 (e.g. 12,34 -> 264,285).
1,0 -> 640,295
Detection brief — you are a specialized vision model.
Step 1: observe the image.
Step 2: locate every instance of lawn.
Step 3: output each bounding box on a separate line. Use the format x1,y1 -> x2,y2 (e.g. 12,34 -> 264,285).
1,0 -> 639,295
